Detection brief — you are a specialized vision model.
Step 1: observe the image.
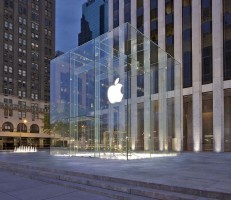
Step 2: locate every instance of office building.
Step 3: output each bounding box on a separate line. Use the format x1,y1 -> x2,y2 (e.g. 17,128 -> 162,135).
78,0 -> 108,46
0,0 -> 55,149
108,0 -> 231,152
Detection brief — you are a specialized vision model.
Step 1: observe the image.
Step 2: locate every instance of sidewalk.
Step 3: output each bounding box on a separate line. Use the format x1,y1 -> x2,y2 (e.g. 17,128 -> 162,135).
0,170 -> 113,200
0,151 -> 230,196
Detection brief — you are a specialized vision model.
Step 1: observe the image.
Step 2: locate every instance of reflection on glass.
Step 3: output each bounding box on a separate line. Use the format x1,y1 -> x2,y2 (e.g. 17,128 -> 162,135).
202,92 -> 213,151
183,95 -> 193,151
201,0 -> 213,84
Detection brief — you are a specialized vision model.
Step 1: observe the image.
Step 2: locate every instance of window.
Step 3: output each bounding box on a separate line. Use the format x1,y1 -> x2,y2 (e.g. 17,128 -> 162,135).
19,27 -> 22,34
19,16 -> 22,23
4,77 -> 7,83
113,0 -> 119,28
9,23 -> 12,29
4,32 -> 8,39
4,44 -> 13,51
150,0 -> 158,44
9,34 -> 12,40
4,65 -> 8,72
201,0 -> 213,84
2,122 -> 14,131
165,0 -> 174,56
18,111 -> 26,119
32,12 -> 39,22
182,0 -> 192,88
8,78 -> 12,84
224,0 -> 231,80
4,21 -> 8,28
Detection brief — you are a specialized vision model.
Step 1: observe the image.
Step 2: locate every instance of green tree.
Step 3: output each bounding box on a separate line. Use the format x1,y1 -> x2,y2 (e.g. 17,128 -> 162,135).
43,113 -> 51,133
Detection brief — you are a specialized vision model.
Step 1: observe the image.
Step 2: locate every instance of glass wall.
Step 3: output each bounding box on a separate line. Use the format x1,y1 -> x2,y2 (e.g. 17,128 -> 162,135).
224,89 -> 231,152
50,23 -> 182,159
202,92 -> 213,151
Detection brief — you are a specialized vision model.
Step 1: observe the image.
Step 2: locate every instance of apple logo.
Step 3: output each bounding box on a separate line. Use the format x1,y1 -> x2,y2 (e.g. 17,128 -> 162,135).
107,78 -> 123,104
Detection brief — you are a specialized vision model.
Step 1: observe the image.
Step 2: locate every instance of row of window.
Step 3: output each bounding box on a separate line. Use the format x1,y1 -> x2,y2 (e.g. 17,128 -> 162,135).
2,122 -> 40,133
4,99 -> 40,108
4,90 -> 39,100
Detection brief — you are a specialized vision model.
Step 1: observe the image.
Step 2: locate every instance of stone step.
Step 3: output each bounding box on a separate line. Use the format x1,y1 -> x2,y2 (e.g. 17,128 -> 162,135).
1,168 -> 153,200
0,161 -> 229,200
1,166 -> 210,200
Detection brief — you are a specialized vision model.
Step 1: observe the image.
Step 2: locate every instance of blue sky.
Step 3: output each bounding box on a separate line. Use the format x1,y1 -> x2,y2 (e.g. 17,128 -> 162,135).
56,0 -> 86,52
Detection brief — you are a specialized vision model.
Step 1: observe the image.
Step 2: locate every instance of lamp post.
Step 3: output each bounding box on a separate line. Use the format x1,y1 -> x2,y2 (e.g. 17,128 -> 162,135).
20,119 -> 27,146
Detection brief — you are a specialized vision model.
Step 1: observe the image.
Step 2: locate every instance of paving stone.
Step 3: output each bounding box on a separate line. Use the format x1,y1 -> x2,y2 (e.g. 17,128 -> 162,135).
0,192 -> 19,200
0,151 -> 230,199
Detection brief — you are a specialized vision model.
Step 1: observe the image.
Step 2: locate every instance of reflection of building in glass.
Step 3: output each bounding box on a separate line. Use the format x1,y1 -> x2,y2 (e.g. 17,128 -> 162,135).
51,23 -> 182,159
108,0 -> 231,152
78,0 -> 108,46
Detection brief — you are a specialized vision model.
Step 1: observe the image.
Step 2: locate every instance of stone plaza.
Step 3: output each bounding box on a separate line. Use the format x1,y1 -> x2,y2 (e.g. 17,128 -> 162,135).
0,151 -> 230,199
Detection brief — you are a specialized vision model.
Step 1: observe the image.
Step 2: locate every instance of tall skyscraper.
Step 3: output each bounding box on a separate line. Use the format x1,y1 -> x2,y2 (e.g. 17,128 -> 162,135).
0,0 -> 55,149
109,0 -> 231,152
78,0 -> 108,46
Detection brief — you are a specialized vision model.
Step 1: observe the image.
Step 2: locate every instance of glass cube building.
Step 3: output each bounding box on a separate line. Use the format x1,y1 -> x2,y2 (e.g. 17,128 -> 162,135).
50,23 -> 181,159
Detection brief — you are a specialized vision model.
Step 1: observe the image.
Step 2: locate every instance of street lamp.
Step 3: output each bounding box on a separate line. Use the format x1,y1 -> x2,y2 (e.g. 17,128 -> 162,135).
20,119 -> 27,146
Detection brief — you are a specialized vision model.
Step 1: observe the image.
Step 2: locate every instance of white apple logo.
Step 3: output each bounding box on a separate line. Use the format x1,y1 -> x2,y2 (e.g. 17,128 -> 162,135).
107,78 -> 123,104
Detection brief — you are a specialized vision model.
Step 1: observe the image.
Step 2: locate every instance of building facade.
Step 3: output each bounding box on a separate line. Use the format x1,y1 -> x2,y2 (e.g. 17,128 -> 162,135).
78,0 -> 108,46
109,0 -> 231,152
0,0 -> 55,149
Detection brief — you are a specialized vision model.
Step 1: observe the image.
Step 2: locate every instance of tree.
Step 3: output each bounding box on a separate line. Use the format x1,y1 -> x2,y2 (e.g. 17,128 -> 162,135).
43,113 -> 51,133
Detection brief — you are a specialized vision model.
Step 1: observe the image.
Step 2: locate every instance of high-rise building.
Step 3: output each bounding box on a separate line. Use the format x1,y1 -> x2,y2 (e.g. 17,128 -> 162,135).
78,0 -> 108,46
108,0 -> 231,152
0,0 -> 55,149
